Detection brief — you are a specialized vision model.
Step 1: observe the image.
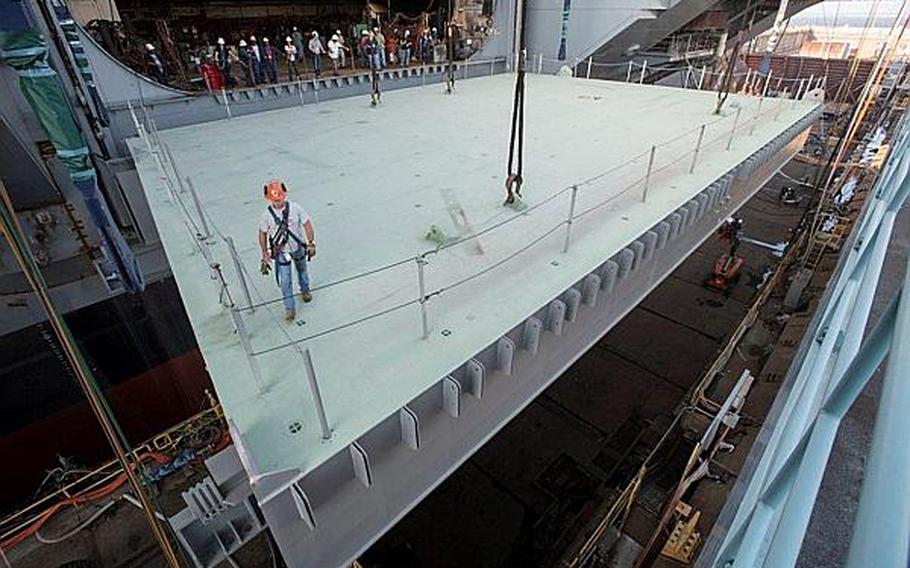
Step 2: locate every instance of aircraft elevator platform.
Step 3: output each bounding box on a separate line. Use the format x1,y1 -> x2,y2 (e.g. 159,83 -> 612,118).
128,74 -> 820,568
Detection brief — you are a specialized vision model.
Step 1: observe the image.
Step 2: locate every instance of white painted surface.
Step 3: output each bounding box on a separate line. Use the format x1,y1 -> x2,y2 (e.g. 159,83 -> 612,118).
129,74 -> 816,479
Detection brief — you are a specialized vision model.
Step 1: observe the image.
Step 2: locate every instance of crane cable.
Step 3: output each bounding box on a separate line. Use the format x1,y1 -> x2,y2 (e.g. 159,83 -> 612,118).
504,0 -> 528,205
445,0 -> 456,93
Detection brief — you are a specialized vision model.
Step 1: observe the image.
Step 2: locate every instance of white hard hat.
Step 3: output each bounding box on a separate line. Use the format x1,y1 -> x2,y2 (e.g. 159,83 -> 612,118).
331,34 -> 339,41
312,31 -> 319,37
239,39 -> 247,47
263,37 -> 269,43
336,29 -> 342,35
217,37 -> 225,45
286,36 -> 292,42
145,43 -> 155,51
250,35 -> 256,41
361,29 -> 368,35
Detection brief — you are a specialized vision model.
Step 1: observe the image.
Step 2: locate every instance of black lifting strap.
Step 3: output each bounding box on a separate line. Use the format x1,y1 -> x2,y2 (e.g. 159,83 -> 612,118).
504,0 -> 528,205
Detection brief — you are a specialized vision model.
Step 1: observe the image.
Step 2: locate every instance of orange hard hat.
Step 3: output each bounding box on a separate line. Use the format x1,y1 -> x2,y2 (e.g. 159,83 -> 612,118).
264,179 -> 288,202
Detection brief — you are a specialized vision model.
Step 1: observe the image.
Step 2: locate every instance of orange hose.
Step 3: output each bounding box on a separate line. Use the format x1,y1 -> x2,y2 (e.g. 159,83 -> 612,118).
0,473 -> 127,550
0,440 -> 232,554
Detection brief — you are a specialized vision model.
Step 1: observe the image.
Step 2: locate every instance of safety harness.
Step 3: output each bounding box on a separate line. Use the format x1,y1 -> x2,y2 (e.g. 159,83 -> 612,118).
267,205 -> 306,283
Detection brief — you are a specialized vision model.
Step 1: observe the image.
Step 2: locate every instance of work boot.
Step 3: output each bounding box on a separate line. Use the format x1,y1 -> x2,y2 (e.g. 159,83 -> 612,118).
301,290 -> 313,303
285,309 -> 296,322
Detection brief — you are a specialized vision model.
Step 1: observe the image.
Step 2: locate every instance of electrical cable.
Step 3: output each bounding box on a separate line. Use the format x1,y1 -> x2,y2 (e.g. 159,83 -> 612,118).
34,500 -> 118,545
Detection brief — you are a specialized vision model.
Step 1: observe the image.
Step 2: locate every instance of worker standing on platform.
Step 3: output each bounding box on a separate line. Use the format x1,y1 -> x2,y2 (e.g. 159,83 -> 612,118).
215,38 -> 234,87
249,35 -> 263,83
309,31 -> 325,78
258,180 -> 316,322
373,27 -> 386,69
360,29 -> 374,68
292,26 -> 305,60
335,30 -> 349,67
398,29 -> 412,67
261,37 -> 278,83
238,39 -> 255,86
145,43 -> 169,84
418,29 -> 433,64
327,34 -> 342,76
284,37 -> 300,81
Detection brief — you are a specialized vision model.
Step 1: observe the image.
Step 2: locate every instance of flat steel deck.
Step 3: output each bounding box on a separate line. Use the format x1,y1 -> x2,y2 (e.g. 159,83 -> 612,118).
130,74 -> 817,478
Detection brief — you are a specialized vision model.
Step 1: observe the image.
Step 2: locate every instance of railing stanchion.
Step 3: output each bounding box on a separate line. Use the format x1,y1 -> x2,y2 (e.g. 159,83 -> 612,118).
777,89 -> 790,119
639,59 -> 647,84
221,88 -> 232,119
491,58 -> 495,76
684,64 -> 692,88
727,107 -> 742,150
586,56 -> 593,79
690,124 -> 706,174
163,143 -> 188,194
302,348 -> 332,440
416,257 -> 430,339
224,236 -> 254,313
626,60 -> 633,82
643,145 -> 656,202
698,65 -> 706,90
537,53 -> 543,74
127,99 -> 155,158
563,185 -> 579,253
750,98 -> 764,136
185,176 -> 211,240
297,80 -> 305,105
230,308 -> 265,395
762,69 -> 773,99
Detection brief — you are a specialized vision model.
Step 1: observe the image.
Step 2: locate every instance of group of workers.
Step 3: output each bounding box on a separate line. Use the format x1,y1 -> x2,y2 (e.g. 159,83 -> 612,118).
358,26 -> 439,71
233,28 -> 353,85
145,24 -> 445,90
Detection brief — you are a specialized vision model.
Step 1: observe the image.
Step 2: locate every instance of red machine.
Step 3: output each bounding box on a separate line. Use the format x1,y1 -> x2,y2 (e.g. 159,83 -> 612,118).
200,62 -> 224,91
706,218 -> 744,292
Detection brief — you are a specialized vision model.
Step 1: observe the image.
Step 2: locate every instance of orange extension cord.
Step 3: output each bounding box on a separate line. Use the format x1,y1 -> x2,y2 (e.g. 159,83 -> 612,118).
0,449 -> 178,552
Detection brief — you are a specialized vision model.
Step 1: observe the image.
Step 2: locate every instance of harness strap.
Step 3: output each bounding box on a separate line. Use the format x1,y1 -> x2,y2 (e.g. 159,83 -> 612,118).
267,205 -> 306,258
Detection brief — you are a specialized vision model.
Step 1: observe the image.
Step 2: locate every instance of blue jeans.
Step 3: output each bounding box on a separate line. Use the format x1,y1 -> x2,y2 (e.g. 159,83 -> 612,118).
252,59 -> 263,83
264,60 -> 277,83
276,249 -> 310,312
398,48 -> 410,67
312,54 -> 322,76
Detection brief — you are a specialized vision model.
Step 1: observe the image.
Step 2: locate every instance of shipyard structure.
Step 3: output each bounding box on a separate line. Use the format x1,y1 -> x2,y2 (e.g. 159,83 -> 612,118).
3,1 -> 910,568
